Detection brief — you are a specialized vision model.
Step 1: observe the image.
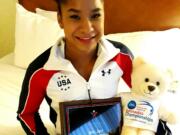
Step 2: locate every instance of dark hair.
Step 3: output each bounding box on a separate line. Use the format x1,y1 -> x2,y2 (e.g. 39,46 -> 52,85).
55,0 -> 104,13
55,0 -> 67,13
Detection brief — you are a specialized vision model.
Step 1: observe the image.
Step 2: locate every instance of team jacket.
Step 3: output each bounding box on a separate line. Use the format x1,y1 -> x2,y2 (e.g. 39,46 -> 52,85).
17,37 -> 133,135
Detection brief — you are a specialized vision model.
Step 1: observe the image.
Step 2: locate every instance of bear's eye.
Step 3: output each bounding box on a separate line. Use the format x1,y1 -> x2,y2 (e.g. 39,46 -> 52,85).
156,81 -> 160,86
145,78 -> 149,82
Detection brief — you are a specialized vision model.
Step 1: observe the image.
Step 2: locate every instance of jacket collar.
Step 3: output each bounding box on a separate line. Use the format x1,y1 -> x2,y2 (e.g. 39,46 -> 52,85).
43,37 -> 120,72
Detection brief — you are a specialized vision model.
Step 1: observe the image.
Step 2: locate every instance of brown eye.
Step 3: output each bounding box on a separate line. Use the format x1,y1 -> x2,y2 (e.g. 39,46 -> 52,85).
145,78 -> 149,82
156,81 -> 160,86
70,15 -> 80,20
91,13 -> 101,20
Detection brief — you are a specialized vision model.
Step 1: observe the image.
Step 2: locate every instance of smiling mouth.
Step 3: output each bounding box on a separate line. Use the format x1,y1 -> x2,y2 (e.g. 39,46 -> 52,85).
76,36 -> 96,41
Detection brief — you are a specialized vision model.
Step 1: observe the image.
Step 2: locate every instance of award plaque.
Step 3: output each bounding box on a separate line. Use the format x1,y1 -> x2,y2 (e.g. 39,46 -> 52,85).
59,97 -> 122,135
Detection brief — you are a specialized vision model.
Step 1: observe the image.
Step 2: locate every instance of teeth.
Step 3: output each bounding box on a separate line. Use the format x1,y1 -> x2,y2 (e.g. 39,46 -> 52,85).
78,36 -> 95,40
80,37 -> 91,40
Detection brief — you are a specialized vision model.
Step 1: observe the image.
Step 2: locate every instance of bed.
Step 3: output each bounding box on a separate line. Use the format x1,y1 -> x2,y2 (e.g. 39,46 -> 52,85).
0,0 -> 180,134
0,53 -> 56,134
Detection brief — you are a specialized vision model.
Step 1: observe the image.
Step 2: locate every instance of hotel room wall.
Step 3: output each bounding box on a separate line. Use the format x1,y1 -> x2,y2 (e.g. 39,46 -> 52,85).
104,0 -> 180,34
0,0 -> 17,58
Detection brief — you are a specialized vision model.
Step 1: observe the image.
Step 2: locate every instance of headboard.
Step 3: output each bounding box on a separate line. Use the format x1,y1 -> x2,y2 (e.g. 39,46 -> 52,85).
18,0 -> 180,34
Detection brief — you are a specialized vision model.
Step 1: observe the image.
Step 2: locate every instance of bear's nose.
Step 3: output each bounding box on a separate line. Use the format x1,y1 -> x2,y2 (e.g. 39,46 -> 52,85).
148,85 -> 155,92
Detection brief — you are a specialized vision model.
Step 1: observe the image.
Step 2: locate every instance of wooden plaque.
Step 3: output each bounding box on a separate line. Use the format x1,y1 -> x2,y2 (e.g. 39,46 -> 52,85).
59,97 -> 122,135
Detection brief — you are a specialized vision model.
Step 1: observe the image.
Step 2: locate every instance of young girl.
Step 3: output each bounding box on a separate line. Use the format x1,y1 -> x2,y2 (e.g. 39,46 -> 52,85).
17,0 -> 133,134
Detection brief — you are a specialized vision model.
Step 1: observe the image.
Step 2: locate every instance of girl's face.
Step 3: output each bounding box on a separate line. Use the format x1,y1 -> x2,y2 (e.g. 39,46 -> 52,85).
58,0 -> 104,53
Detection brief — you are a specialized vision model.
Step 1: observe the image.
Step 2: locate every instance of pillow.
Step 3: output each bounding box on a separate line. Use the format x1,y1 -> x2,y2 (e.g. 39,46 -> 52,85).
105,28 -> 180,78
36,8 -> 57,21
14,3 -> 64,68
105,31 -> 153,56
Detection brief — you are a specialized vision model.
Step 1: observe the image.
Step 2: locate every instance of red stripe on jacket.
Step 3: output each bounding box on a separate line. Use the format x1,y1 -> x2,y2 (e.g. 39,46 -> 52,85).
112,53 -> 132,88
19,69 -> 58,133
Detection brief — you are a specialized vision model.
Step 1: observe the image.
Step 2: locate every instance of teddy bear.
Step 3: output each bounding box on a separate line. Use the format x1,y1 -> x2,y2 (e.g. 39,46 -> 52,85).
120,57 -> 177,135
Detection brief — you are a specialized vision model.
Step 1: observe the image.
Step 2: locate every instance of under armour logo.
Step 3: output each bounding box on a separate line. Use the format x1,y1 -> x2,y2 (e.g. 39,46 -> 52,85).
101,69 -> 111,76
57,75 -> 71,91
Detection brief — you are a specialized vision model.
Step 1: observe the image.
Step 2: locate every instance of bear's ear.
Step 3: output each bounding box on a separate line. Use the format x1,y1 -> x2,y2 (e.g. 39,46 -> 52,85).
162,68 -> 175,81
166,68 -> 174,79
133,57 -> 146,68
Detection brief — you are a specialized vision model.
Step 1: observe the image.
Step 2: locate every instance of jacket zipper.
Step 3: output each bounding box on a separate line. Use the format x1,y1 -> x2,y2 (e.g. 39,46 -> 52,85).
87,82 -> 92,101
